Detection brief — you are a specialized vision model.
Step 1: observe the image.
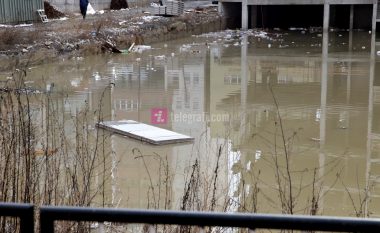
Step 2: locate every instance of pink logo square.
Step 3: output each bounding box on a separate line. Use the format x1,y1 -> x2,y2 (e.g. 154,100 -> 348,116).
151,108 -> 168,124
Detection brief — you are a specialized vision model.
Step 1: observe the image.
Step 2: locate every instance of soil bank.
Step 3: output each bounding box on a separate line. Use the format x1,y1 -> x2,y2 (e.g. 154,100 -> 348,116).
0,5 -> 223,72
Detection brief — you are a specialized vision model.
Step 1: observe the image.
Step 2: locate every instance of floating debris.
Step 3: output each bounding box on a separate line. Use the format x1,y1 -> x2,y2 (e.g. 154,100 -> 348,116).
96,120 -> 194,145
310,137 -> 321,142
132,45 -> 152,53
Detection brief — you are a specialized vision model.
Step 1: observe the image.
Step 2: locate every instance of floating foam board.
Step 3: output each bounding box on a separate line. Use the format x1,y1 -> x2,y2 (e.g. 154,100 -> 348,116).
96,120 -> 194,145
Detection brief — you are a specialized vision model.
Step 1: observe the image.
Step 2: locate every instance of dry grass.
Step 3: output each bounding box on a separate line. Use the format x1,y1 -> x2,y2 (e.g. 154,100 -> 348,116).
0,70 -> 112,232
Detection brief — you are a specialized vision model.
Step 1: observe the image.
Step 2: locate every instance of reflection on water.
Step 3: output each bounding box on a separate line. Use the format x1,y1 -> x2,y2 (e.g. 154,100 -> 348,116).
4,29 -> 380,217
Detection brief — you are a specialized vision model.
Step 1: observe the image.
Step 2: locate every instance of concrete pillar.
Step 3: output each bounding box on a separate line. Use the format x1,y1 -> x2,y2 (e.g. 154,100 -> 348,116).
349,5 -> 354,51
318,30 -> 329,212
323,3 -> 330,32
241,35 -> 248,109
242,0 -> 248,30
365,29 -> 376,216
240,35 -> 248,139
320,30 -> 328,148
218,1 -> 224,14
349,5 -> 354,31
251,5 -> 258,28
372,2 -> 378,34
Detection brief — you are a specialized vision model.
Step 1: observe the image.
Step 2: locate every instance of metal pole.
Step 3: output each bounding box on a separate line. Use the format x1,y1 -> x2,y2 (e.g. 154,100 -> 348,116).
0,203 -> 34,233
20,204 -> 34,233
40,208 -> 54,233
39,206 -> 380,233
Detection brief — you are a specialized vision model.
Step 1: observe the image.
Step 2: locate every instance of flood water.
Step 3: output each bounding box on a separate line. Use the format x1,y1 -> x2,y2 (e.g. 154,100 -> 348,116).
2,29 -> 380,218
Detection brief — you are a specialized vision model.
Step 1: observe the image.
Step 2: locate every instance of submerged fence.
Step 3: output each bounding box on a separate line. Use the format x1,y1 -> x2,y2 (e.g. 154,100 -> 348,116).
2,202 -> 380,233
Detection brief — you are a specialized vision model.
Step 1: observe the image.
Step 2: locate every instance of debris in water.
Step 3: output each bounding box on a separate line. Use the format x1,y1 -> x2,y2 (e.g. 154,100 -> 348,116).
310,137 -> 321,142
155,55 -> 166,60
96,120 -> 194,145
132,45 -> 151,53
289,27 -> 306,31
102,41 -> 122,53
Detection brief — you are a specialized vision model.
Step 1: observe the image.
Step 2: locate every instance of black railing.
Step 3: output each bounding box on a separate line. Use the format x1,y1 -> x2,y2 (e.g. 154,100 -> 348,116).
2,202 -> 380,232
0,202 -> 34,233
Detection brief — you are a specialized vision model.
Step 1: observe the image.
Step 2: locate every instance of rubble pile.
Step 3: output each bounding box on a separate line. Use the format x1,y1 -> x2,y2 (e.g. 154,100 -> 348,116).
44,1 -> 65,19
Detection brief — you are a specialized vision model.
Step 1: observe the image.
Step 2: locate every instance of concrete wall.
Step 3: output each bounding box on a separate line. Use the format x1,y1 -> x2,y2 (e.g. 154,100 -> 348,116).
46,0 -> 154,13
47,0 -> 111,12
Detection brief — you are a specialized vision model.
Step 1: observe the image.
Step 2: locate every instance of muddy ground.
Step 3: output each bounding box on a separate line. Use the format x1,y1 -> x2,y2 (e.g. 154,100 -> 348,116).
0,4 -> 223,72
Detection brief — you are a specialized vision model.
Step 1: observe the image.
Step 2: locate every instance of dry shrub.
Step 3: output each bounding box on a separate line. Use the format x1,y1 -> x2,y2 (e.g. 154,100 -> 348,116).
80,43 -> 103,55
0,29 -> 22,50
24,29 -> 42,44
0,71 -> 113,232
133,34 -> 144,44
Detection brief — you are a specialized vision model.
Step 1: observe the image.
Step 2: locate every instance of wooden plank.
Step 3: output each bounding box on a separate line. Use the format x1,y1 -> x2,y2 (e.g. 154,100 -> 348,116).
96,120 -> 194,145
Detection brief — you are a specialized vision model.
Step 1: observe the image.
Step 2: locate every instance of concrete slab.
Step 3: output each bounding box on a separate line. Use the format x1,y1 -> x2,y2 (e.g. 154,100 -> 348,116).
96,120 -> 194,145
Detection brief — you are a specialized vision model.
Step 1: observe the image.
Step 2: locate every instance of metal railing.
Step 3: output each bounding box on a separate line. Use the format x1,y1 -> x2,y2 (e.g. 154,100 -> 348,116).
2,202 -> 380,232
0,202 -> 34,233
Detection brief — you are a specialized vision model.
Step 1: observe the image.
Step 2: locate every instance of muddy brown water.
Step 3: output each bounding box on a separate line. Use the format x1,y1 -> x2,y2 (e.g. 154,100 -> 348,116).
1,29 -> 380,218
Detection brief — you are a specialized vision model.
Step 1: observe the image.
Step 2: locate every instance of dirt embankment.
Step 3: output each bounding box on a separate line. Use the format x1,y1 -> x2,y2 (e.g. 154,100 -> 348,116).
0,5 -> 223,72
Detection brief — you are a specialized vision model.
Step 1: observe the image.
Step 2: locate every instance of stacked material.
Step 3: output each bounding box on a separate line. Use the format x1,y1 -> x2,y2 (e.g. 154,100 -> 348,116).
152,0 -> 184,16
165,0 -> 184,16
153,6 -> 166,15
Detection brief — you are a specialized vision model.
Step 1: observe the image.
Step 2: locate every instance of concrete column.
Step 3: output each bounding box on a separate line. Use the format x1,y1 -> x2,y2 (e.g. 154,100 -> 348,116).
242,0 -> 248,30
349,5 -> 354,31
218,1 -> 224,15
320,31 -> 328,149
365,29 -> 376,216
318,30 -> 329,213
323,3 -> 330,32
240,35 -> 248,139
251,5 -> 258,29
372,2 -> 378,34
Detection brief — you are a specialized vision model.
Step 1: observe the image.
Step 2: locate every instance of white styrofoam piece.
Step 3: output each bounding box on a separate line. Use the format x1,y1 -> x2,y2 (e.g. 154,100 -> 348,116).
96,120 -> 194,145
